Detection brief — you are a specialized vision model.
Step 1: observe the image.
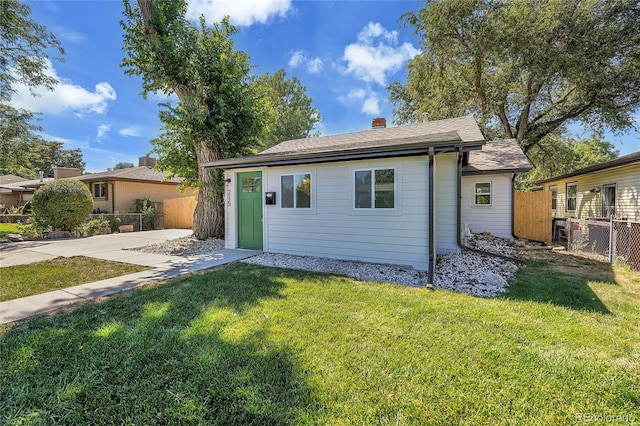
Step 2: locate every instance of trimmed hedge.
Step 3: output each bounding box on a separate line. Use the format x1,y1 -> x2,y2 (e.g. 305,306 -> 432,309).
31,179 -> 94,233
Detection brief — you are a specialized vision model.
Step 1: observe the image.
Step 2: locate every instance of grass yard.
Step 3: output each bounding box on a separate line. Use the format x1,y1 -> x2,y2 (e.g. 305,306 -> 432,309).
0,223 -> 24,239
0,257 -> 147,302
1,252 -> 638,425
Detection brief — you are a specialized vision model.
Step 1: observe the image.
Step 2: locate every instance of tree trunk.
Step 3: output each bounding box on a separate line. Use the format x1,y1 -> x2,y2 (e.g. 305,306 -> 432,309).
193,141 -> 224,239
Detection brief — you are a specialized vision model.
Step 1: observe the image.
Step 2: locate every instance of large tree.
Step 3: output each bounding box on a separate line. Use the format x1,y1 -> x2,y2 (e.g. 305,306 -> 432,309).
516,131 -> 619,190
389,0 -> 640,153
121,0 -> 266,239
0,0 -> 73,179
256,69 -> 321,149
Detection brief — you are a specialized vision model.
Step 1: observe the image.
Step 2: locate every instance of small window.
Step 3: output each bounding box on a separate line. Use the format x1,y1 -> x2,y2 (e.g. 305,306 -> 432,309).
281,173 -> 311,209
93,183 -> 106,198
566,182 -> 577,211
241,177 -> 261,193
354,168 -> 395,209
549,186 -> 558,210
474,182 -> 491,206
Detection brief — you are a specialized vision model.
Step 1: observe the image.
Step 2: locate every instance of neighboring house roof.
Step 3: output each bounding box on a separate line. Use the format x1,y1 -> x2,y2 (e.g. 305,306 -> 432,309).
0,174 -> 29,185
462,139 -> 531,175
73,166 -> 182,184
537,150 -> 640,184
0,178 -> 55,192
203,115 -> 486,169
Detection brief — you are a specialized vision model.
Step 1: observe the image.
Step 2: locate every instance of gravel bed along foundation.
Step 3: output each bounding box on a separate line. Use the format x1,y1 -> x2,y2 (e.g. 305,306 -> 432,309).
132,233 -> 522,298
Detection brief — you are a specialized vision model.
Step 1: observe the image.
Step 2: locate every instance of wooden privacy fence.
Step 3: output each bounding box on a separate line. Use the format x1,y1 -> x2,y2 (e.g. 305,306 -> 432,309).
163,196 -> 196,229
514,191 -> 552,242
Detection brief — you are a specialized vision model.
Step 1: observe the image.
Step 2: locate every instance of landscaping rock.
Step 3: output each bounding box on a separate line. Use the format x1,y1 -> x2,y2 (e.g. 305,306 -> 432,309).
119,225 -> 134,233
5,233 -> 24,242
130,233 -> 522,298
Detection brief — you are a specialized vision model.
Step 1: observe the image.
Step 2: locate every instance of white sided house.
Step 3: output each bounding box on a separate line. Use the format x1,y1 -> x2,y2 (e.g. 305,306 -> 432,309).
202,116 -> 530,280
538,151 -> 640,221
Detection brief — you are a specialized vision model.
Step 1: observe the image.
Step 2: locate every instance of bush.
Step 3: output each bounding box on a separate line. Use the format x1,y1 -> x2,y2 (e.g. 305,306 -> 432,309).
78,216 -> 111,236
31,179 -> 94,234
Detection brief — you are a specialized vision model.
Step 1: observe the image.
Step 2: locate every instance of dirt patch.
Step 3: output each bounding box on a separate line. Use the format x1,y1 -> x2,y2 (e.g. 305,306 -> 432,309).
517,248 -> 615,282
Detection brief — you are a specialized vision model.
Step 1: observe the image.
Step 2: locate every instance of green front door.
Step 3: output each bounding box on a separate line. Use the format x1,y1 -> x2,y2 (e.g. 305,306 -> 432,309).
237,171 -> 263,249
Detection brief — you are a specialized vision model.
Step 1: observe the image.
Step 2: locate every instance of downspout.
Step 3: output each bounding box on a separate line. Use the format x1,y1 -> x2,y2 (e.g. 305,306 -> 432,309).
428,147 -> 435,284
456,144 -> 464,249
111,182 -> 115,213
511,173 -> 518,240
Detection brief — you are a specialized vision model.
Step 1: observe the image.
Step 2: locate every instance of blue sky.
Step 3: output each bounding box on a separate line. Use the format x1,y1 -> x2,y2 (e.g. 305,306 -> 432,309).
12,0 -> 640,173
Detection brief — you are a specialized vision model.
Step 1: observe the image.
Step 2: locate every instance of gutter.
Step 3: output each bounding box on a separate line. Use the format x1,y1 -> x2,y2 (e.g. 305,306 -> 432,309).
427,146 -> 435,284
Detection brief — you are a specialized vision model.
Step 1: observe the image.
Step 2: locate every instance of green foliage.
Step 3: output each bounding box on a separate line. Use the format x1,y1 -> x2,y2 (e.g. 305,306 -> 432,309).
0,1 -> 73,178
113,161 -> 135,169
133,196 -> 159,230
121,3 -> 264,188
516,132 -> 619,190
0,0 -> 64,101
78,216 -> 111,236
391,0 -> 640,152
0,223 -> 24,238
255,69 -> 322,149
31,179 -> 94,233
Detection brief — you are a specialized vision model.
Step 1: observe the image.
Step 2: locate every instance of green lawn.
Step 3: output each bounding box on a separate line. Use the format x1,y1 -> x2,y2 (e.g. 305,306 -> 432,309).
0,223 -> 24,238
0,257 -> 147,302
1,253 -> 638,425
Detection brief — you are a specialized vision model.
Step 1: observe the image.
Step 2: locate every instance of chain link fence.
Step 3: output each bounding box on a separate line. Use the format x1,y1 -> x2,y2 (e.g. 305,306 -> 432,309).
567,218 -> 640,270
87,213 -> 164,232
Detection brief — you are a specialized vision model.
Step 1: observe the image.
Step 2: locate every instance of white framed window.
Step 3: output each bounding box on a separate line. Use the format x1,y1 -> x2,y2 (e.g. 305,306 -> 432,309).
280,173 -> 312,209
549,185 -> 558,210
474,182 -> 491,206
566,182 -> 577,211
93,182 -> 106,199
354,168 -> 396,209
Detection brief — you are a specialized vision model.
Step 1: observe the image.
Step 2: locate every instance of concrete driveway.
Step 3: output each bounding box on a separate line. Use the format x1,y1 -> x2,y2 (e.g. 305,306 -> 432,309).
0,229 -> 193,267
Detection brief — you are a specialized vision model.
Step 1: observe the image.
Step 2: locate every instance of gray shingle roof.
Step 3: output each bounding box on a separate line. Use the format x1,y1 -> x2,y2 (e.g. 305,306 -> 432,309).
261,115 -> 484,156
73,167 -> 182,184
463,139 -> 531,174
203,115 -> 485,169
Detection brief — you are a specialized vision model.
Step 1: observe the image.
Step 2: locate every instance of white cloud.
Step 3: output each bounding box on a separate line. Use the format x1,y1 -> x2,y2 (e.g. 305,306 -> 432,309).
306,57 -> 323,74
288,50 -> 323,74
338,88 -> 381,116
118,127 -> 143,138
361,95 -> 381,115
288,50 -> 305,68
186,0 -> 292,26
342,22 -> 420,86
11,59 -> 117,115
96,124 -> 110,144
53,26 -> 87,44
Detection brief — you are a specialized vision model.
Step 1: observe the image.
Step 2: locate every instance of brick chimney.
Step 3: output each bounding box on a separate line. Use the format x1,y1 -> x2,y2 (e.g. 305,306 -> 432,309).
52,167 -> 82,179
372,117 -> 387,129
138,156 -> 157,168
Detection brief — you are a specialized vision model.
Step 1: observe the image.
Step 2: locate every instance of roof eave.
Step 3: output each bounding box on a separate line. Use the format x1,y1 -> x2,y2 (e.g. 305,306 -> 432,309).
203,139 -> 485,170
537,152 -> 640,184
462,167 -> 531,176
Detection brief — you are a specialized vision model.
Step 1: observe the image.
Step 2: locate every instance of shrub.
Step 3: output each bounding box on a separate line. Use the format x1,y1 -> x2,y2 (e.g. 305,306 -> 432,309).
78,215 -> 111,236
31,179 -> 94,234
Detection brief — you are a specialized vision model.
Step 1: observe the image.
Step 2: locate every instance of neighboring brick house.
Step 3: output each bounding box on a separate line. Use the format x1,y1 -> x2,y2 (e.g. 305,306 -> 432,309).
73,157 -> 195,213
0,157 -> 194,214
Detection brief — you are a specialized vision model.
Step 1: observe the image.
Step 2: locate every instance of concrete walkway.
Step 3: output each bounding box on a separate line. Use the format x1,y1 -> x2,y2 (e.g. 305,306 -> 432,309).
0,230 -> 258,324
